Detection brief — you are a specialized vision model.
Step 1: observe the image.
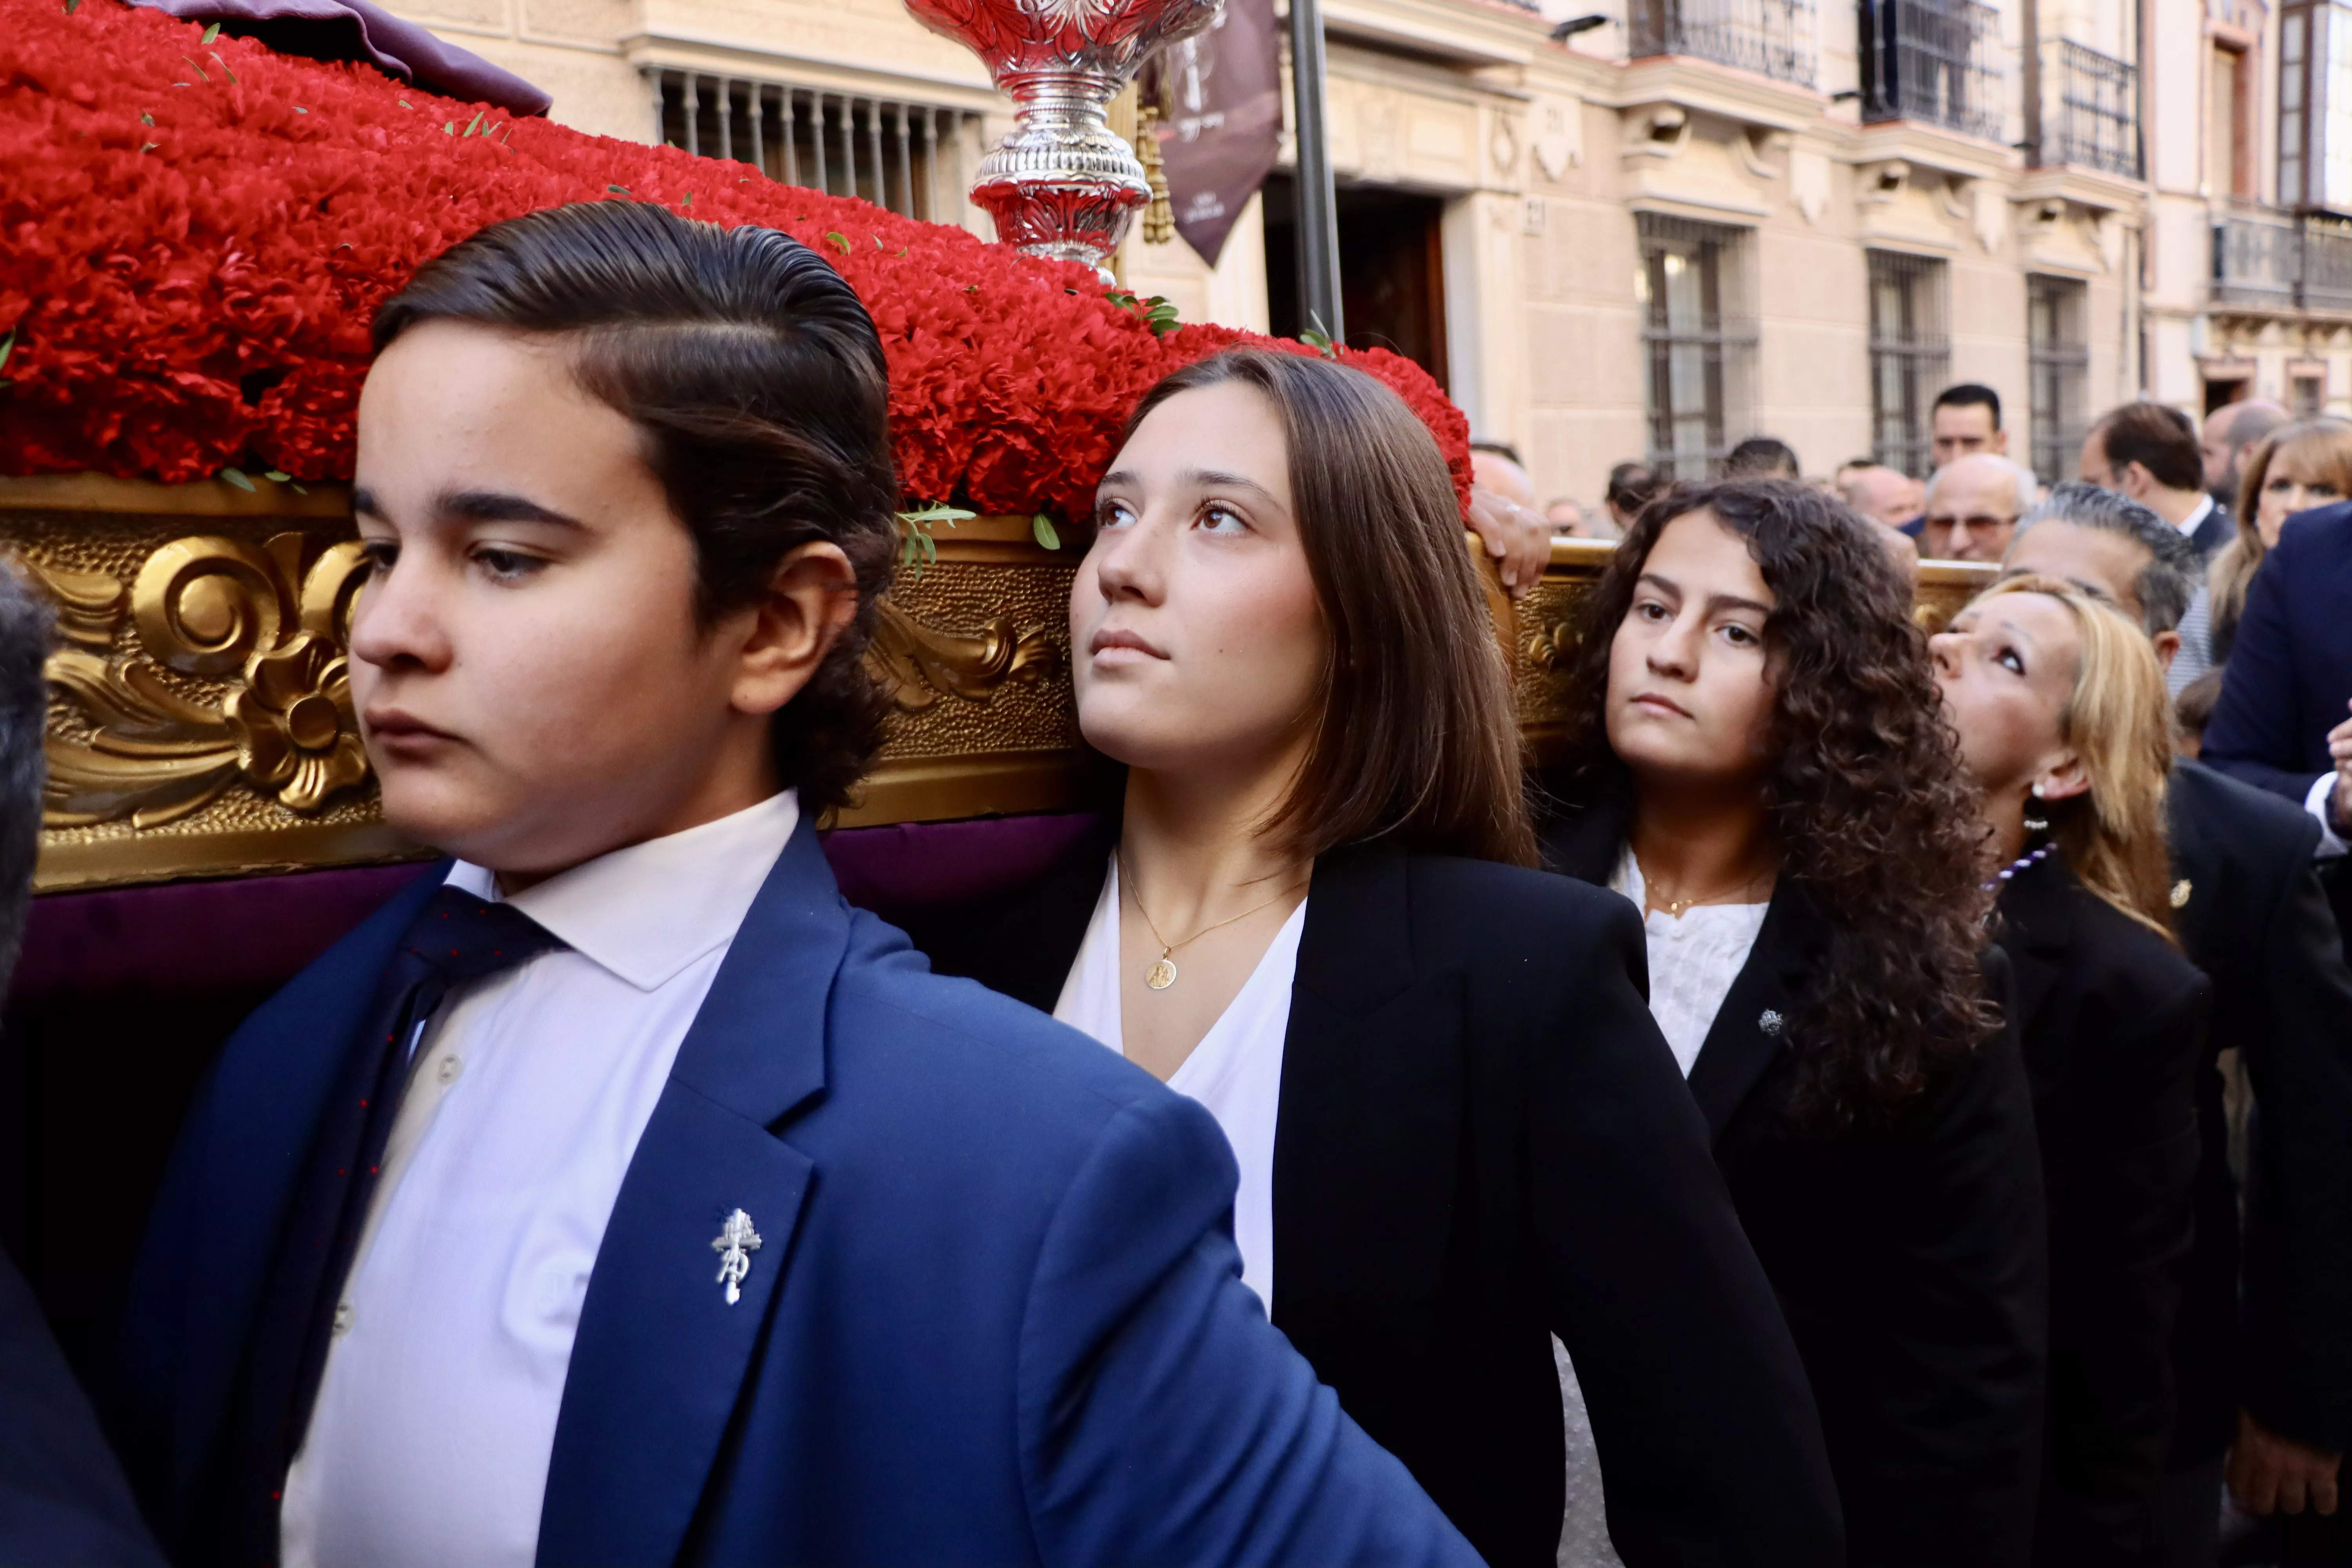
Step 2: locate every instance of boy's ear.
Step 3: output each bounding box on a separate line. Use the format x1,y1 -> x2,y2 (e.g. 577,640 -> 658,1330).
731,543 -> 860,717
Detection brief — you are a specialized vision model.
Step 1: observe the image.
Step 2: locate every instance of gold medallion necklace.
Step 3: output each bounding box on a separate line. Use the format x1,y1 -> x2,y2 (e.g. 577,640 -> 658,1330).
1122,853 -> 1305,991
1634,851 -> 1773,919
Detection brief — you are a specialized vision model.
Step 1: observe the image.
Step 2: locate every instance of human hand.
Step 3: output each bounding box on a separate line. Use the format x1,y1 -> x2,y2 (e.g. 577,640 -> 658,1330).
2328,703 -> 2352,835
2229,1409 -> 2343,1515
1466,487 -> 1549,601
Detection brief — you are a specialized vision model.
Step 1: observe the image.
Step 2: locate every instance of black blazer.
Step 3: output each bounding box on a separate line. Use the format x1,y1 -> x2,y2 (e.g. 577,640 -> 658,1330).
2167,758 -> 2352,1457
1541,803 -> 2049,1568
925,820 -> 1845,1568
1996,853 -> 2208,1567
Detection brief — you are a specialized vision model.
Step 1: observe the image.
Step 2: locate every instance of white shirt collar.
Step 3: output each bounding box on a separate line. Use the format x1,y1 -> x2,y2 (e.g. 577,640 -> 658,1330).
2176,493 -> 2216,537
444,790 -> 801,992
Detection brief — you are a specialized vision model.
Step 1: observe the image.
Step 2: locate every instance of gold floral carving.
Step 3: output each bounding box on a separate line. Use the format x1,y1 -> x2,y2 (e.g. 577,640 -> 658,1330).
36,533 -> 372,828
867,598 -> 1061,710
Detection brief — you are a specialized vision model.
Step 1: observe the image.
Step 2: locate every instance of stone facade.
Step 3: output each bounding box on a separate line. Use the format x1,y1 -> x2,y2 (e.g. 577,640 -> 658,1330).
375,0 -> 2154,508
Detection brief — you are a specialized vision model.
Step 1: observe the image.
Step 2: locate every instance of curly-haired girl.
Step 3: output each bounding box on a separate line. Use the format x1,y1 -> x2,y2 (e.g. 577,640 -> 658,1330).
1538,479 -> 2048,1568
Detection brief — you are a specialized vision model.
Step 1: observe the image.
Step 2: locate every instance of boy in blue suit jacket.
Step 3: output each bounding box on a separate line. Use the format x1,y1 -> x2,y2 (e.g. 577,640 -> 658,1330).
108,201 -> 1481,1568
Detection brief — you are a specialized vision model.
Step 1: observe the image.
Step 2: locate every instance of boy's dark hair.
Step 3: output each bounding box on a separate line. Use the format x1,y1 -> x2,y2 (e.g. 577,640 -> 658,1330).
0,563 -> 50,992
373,200 -> 900,814
2175,667 -> 2225,742
1934,383 -> 2003,429
2089,401 -> 2205,494
1724,436 -> 1800,479
1605,461 -> 1657,511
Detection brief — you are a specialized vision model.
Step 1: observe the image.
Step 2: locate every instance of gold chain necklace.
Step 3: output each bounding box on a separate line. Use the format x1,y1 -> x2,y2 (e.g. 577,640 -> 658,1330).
1121,853 -> 1306,991
1634,852 -> 1772,919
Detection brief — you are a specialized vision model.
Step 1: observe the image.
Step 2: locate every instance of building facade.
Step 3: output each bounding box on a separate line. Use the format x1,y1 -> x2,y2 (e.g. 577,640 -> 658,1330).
2145,0 -> 2352,423
376,0 -> 2152,508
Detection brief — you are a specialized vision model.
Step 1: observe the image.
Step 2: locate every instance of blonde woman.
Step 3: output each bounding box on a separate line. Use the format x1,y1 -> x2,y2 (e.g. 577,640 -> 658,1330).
1935,576 -> 2212,1563
2212,417 -> 2352,662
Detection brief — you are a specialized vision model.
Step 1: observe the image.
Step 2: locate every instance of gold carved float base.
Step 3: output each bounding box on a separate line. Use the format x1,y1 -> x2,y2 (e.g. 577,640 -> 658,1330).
5,475 -> 1994,893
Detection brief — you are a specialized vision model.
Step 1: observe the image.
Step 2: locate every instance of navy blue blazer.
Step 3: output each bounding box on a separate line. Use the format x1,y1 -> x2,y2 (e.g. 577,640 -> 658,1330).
2203,500 -> 2352,807
109,822 -> 1481,1568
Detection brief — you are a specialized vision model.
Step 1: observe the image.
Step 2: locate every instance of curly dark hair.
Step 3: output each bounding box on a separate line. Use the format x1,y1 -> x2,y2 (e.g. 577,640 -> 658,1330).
1551,479 -> 1995,1132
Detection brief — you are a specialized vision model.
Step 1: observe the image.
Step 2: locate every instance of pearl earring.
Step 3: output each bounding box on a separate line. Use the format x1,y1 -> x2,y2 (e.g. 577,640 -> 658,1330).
2024,782 -> 2050,836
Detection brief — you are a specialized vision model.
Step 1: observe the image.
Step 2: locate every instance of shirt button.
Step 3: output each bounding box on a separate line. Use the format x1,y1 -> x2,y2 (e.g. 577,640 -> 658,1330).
331,1301 -> 354,1336
437,1054 -> 463,1085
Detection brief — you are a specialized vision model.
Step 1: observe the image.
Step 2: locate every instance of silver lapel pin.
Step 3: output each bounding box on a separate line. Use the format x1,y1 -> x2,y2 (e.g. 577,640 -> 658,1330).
1758,1009 -> 1785,1037
711,1209 -> 762,1306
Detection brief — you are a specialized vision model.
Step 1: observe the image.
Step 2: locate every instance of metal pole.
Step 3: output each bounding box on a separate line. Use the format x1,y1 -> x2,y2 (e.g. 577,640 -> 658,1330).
1288,0 -> 1343,343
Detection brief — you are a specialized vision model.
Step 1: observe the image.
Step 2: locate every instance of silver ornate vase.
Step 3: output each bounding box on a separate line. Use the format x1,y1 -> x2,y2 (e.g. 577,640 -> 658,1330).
905,0 -> 1222,281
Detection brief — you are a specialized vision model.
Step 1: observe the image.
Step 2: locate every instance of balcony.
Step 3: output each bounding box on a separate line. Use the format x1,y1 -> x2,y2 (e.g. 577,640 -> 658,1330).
2029,39 -> 2140,176
1860,0 -> 2005,143
2213,205 -> 2352,313
1628,0 -> 1817,88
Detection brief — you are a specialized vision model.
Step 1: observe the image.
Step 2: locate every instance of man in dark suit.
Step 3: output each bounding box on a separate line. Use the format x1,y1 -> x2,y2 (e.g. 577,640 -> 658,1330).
2005,487 -> 2352,1567
2201,499 -> 2352,967
2082,401 -> 2236,561
108,202 -> 1479,1568
0,568 -> 165,1566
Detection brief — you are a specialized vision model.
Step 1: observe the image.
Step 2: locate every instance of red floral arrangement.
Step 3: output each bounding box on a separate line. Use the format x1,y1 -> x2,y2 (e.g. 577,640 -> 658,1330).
0,0 -> 1471,522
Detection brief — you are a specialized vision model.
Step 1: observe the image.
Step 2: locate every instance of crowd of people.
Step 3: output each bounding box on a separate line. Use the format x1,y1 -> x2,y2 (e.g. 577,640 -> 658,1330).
0,199 -> 2349,1568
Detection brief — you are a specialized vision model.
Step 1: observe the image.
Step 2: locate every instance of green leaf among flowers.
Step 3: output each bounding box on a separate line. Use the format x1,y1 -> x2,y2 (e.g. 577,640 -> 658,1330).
1031,514 -> 1060,551
824,232 -> 851,254
218,466 -> 256,492
198,20 -> 218,41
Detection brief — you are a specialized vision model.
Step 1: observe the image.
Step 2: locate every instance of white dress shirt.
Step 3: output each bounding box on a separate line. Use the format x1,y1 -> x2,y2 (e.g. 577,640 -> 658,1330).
1052,862 -> 1304,1310
1606,850 -> 1769,1077
280,789 -> 801,1568
2304,771 -> 2348,858
2177,492 -> 2218,540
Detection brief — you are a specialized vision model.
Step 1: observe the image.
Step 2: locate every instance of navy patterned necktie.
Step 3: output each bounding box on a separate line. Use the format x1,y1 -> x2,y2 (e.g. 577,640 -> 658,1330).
225,884 -> 568,1567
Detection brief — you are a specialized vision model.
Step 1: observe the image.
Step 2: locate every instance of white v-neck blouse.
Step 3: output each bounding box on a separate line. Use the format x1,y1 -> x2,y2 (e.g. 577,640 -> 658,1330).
1606,848 -> 1769,1078
1052,861 -> 1306,1310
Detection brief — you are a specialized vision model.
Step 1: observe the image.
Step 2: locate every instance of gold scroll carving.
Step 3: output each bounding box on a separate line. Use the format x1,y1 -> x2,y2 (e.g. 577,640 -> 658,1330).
6,476 -> 1996,893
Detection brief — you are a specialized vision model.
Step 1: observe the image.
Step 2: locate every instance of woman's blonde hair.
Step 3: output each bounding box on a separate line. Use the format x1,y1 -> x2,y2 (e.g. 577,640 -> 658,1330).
2216,417 -> 2352,658
1975,575 -> 2176,938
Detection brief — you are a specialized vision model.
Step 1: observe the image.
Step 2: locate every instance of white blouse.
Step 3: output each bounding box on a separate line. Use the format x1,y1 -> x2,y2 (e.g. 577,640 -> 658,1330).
1053,861 -> 1305,1310
1606,848 -> 1770,1077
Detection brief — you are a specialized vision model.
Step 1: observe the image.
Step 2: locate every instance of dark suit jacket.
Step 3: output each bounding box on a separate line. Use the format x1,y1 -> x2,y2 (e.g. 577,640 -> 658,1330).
2190,500 -> 2235,561
109,822 -> 1483,1568
0,1243 -> 163,1567
2204,499 -> 2352,808
1995,855 -> 2208,1567
2167,758 -> 2352,1457
1542,805 -> 2049,1568
926,822 -> 1846,1568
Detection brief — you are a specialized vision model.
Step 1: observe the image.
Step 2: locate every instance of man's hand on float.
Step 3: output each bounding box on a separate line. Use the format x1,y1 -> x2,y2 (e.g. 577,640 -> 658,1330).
2230,1409 -> 2343,1515
1466,487 -> 1548,601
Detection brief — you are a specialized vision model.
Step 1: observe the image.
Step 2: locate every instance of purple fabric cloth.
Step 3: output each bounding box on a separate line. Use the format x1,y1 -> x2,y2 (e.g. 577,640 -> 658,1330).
11,812 -> 1102,1013
123,0 -> 552,116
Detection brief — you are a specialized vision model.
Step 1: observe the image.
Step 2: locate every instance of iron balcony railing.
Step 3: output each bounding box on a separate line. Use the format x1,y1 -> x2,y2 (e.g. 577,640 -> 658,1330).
1628,0 -> 1818,87
1860,0 -> 2005,143
2030,39 -> 2140,176
2213,205 -> 2352,312
648,69 -> 980,222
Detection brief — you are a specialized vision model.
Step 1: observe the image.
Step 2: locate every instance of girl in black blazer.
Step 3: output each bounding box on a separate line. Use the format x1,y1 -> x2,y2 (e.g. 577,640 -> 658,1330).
926,350 -> 1842,1568
1535,480 -> 2049,1568
1935,575 -> 2210,1566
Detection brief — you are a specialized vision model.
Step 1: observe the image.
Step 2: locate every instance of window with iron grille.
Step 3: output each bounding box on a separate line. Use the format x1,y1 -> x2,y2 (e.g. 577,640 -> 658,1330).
651,69 -> 980,223
1628,0 -> 1817,87
2030,40 -> 2141,177
1868,251 -> 1951,478
1637,213 -> 1758,483
2027,275 -> 2089,483
1860,0 -> 2005,144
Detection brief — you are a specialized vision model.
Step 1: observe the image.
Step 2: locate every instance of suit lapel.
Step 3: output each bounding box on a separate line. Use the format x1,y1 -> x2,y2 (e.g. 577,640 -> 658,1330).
1274,846 -> 1464,1354
1684,884 -> 1816,1140
164,869 -> 448,1530
538,821 -> 843,1568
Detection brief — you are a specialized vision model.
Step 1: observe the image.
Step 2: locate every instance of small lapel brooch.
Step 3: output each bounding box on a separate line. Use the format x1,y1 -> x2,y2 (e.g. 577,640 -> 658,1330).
2171,879 -> 2193,909
1758,1009 -> 1785,1037
711,1208 -> 762,1306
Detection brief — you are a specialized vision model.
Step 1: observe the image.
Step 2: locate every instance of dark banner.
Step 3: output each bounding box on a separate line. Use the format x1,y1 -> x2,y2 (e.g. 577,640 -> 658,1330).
1149,0 -> 1281,268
